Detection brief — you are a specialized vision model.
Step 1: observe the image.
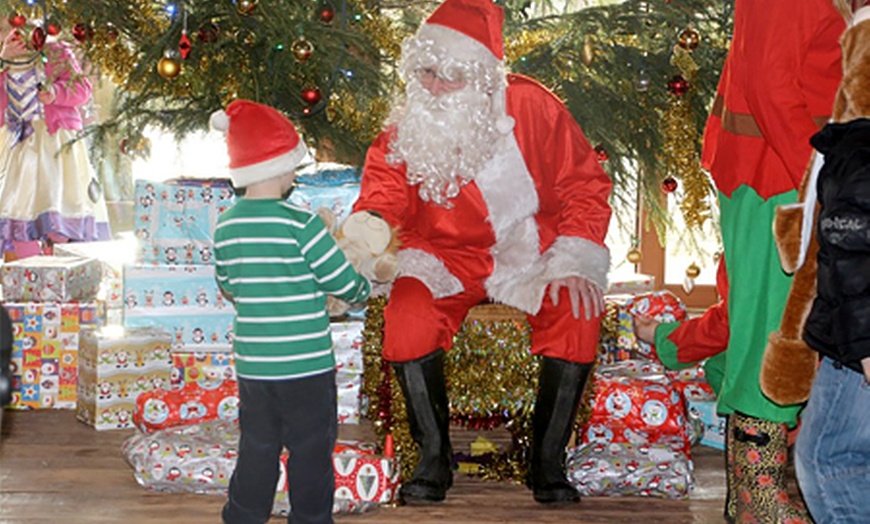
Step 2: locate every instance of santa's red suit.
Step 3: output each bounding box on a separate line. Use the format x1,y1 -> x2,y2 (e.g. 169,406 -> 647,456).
354,73 -> 612,364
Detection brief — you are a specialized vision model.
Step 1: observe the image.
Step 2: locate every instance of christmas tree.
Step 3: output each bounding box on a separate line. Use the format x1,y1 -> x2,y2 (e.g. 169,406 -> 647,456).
0,0 -> 732,241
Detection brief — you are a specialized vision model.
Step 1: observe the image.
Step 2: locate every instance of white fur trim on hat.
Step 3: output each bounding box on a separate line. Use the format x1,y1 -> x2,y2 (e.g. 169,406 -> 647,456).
210,110 -> 230,132
417,23 -> 500,68
230,140 -> 309,188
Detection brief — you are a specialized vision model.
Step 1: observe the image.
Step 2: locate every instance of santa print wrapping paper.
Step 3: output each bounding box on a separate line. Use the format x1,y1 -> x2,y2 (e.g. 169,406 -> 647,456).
566,440 -> 694,499
133,178 -> 235,266
626,291 -> 688,357
134,379 -> 240,433
2,255 -> 102,302
122,421 -> 395,516
76,327 -> 173,430
123,264 -> 235,352
582,360 -> 692,454
170,350 -> 236,391
686,399 -> 726,450
5,302 -> 100,409
605,273 -> 655,296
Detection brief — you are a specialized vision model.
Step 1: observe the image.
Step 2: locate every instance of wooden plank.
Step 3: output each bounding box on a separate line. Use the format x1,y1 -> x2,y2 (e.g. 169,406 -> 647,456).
0,409 -> 738,523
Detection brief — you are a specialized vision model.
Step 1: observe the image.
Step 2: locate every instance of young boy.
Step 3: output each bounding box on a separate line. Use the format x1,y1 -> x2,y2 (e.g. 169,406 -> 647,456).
211,99 -> 371,524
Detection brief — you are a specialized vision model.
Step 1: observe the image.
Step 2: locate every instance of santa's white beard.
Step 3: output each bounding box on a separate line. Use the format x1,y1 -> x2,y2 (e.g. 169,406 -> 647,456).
386,84 -> 500,206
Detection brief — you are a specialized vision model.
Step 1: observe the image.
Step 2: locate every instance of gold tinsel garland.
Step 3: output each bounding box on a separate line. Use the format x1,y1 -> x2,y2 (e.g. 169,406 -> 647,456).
362,297 -> 602,484
660,45 -> 713,230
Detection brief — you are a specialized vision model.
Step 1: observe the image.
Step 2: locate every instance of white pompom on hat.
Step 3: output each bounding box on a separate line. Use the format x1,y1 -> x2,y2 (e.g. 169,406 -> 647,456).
417,0 -> 515,133
210,99 -> 309,188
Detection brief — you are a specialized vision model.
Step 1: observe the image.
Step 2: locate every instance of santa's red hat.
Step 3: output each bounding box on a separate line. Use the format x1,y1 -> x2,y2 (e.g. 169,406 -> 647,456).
419,0 -> 504,64
210,100 -> 309,188
416,0 -> 514,134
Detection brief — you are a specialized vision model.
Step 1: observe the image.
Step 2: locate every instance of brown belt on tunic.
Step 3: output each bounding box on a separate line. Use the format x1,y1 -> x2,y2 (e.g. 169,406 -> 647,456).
711,95 -> 828,138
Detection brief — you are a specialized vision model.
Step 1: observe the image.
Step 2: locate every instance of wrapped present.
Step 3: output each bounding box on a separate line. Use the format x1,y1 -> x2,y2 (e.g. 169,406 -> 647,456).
686,399 -> 725,450
626,291 -> 688,358
133,178 -> 235,266
123,264 -> 235,352
668,364 -> 717,404
76,327 -> 173,430
566,441 -> 693,499
288,163 -> 361,225
582,360 -> 691,454
597,297 -> 639,365
134,380 -> 240,433
605,273 -> 655,296
6,302 -> 100,409
122,420 -> 392,516
2,255 -> 102,302
53,237 -> 138,312
333,320 -> 364,424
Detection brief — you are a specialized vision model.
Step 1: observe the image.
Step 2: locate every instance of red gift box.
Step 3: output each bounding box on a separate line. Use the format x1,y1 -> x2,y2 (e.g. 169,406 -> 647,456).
134,380 -> 239,433
582,360 -> 691,454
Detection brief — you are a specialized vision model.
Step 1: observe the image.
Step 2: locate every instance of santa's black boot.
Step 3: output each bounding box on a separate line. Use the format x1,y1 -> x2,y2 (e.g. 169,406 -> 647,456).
392,349 -> 453,504
529,356 -> 591,504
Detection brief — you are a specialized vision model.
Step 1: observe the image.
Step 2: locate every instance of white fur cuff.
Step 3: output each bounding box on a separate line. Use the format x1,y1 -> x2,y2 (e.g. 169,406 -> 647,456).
542,236 -> 610,291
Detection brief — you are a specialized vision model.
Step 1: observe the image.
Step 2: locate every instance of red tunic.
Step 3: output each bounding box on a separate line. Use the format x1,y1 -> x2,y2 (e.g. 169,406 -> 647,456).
702,0 -> 845,198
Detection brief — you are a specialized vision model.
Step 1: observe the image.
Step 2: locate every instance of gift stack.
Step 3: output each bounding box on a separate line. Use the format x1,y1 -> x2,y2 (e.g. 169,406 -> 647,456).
569,289 -> 718,499
570,359 -> 695,499
125,178 -> 236,353
1,255 -> 103,409
668,365 -> 723,450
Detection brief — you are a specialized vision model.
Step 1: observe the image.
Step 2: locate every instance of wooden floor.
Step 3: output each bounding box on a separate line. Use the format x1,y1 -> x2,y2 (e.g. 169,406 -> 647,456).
0,409 -> 740,523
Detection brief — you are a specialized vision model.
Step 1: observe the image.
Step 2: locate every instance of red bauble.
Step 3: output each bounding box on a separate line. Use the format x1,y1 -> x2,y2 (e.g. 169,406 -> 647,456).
302,107 -> 312,116
301,87 -> 322,106
46,23 -> 61,36
319,3 -> 336,23
667,75 -> 690,96
594,144 -> 609,162
662,176 -> 678,193
9,13 -> 26,29
72,23 -> 91,43
30,27 -> 45,51
179,31 -> 192,59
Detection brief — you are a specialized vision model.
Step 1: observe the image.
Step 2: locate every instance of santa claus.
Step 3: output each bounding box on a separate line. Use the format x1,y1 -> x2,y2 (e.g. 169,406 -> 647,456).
344,0 -> 612,505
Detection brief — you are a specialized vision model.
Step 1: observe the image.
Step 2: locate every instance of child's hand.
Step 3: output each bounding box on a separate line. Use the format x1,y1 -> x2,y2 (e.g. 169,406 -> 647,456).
1,30 -> 28,61
37,86 -> 55,105
632,314 -> 659,345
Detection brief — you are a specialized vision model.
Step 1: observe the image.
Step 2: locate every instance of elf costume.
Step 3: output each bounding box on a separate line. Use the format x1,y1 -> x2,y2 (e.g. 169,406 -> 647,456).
653,0 -> 846,522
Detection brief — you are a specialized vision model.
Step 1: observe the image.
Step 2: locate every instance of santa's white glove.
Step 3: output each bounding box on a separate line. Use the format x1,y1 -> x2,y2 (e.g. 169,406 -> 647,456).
337,211 -> 399,284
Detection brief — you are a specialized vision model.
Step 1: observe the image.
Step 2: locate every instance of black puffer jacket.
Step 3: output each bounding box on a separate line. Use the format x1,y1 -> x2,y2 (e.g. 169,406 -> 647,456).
803,119 -> 870,374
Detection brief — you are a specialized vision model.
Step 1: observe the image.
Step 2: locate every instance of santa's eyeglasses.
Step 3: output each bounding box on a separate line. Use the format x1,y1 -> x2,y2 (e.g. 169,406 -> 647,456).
413,67 -> 465,87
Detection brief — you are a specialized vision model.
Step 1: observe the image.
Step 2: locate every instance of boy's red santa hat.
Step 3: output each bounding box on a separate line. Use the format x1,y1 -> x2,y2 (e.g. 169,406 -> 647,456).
210,99 -> 309,188
417,0 -> 515,133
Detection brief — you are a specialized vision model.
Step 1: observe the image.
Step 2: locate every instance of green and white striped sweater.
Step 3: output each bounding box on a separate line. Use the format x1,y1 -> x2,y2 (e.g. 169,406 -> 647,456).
213,198 -> 370,380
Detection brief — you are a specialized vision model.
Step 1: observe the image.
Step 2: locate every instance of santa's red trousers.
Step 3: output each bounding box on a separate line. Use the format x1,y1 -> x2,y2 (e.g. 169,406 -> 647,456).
382,277 -> 601,364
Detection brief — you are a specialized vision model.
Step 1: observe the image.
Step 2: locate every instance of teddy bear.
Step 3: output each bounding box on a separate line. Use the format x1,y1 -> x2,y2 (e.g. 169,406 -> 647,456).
317,208 -> 400,317
761,10 -> 870,405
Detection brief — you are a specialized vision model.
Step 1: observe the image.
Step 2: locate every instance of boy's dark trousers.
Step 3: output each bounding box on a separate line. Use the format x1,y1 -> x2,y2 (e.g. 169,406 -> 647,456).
222,371 -> 338,524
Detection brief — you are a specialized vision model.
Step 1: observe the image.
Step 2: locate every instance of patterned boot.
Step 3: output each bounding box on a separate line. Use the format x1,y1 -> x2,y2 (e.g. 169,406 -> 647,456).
731,412 -> 811,524
724,415 -> 737,523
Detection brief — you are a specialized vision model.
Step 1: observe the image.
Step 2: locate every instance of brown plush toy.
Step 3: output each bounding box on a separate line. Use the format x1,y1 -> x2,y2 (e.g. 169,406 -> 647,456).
761,12 -> 870,405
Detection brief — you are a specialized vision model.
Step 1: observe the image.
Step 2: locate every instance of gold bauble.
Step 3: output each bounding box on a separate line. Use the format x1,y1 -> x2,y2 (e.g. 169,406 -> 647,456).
685,262 -> 701,279
581,35 -> 595,66
236,0 -> 258,15
626,247 -> 643,264
291,36 -> 314,63
156,56 -> 181,79
677,27 -> 701,51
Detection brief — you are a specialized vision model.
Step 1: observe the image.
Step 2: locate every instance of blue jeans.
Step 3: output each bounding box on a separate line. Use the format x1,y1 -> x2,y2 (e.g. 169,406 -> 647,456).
795,357 -> 870,524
